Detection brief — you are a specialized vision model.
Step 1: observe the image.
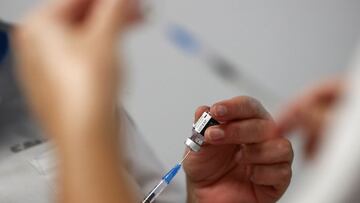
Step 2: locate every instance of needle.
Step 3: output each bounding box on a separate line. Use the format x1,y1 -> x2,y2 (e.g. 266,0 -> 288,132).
180,150 -> 191,164
142,151 -> 191,203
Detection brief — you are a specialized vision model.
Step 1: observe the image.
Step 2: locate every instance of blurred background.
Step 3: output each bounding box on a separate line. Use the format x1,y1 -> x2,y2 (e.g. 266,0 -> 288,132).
1,0 -> 360,202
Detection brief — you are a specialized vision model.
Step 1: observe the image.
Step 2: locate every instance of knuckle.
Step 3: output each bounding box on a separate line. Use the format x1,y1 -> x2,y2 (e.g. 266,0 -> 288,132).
240,96 -> 269,118
228,124 -> 241,140
250,121 -> 264,141
250,120 -> 271,141
247,96 -> 263,110
239,96 -> 260,108
280,164 -> 291,177
257,120 -> 270,134
234,96 -> 252,115
277,139 -> 293,160
277,139 -> 291,151
248,96 -> 262,107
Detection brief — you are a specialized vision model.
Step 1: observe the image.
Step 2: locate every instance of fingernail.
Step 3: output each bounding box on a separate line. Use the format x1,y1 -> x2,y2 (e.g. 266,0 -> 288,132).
215,105 -> 227,116
209,128 -> 225,141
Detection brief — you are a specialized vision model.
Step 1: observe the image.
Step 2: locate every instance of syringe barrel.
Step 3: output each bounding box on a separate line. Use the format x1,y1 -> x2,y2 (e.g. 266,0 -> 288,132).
142,180 -> 168,203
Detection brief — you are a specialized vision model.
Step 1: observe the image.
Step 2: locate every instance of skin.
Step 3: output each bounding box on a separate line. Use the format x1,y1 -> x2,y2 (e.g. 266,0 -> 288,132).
184,96 -> 294,203
13,0 -> 140,203
277,78 -> 344,159
13,0 -> 294,203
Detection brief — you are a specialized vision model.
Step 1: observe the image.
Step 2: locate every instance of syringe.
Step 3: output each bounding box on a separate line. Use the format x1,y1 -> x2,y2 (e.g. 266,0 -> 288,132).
142,151 -> 191,203
166,23 -> 279,108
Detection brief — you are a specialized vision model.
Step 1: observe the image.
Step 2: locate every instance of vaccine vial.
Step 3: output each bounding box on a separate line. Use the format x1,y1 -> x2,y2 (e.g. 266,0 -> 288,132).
185,112 -> 220,152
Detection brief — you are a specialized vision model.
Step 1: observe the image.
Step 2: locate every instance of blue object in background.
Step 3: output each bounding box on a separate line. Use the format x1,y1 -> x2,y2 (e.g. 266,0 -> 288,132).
0,31 -> 9,63
166,24 -> 201,55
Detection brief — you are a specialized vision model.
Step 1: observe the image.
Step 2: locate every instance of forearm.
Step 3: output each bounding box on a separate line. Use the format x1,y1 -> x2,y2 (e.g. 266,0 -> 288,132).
55,113 -> 136,203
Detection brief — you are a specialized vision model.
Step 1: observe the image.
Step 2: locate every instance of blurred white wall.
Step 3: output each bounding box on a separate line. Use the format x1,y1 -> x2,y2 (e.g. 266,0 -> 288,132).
1,0 -> 360,202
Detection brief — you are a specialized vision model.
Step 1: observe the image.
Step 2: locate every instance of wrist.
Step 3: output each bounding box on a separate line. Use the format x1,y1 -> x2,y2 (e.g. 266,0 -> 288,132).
186,177 -> 198,203
52,108 -> 120,152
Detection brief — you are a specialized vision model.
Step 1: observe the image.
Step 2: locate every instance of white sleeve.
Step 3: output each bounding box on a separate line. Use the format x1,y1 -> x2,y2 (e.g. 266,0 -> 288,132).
122,112 -> 186,203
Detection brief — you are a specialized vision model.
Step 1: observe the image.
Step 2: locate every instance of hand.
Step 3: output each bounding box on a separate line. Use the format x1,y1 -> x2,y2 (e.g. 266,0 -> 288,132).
13,1 -> 141,202
277,78 -> 344,159
13,0 -> 140,141
184,96 -> 293,203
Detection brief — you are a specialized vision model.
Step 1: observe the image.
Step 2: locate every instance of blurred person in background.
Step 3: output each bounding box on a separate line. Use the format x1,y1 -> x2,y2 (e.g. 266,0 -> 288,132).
277,47 -> 360,202
1,0 -> 294,202
278,78 -> 344,160
0,2 -> 183,202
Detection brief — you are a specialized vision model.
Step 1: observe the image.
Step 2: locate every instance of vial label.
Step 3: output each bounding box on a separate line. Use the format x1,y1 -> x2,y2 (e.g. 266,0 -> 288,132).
186,112 -> 220,152
193,112 -> 212,133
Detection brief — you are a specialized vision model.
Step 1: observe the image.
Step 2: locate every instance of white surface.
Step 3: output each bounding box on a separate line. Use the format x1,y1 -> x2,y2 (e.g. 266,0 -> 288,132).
1,0 -> 360,201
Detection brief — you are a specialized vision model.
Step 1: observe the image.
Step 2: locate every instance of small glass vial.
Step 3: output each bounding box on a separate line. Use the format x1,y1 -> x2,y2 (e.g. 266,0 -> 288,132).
185,112 -> 220,152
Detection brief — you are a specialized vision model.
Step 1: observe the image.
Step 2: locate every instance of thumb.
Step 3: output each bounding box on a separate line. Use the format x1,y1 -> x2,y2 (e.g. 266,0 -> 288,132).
194,106 -> 210,122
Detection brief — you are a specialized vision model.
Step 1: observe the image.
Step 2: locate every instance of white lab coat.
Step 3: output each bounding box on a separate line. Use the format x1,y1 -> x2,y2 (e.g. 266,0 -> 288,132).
0,22 -> 184,203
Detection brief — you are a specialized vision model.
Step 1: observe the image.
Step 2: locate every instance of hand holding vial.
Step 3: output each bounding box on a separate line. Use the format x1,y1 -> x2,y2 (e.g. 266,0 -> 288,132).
183,96 -> 293,203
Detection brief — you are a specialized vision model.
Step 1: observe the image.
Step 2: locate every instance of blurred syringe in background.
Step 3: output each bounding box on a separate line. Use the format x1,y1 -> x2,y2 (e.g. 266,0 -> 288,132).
139,0 -> 279,108
166,24 -> 279,109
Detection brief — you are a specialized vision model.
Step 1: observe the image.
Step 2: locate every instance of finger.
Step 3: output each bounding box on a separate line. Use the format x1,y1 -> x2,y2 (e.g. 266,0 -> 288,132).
309,77 -> 344,102
125,0 -> 144,24
304,128 -> 326,160
205,119 -> 275,144
89,0 -> 130,35
194,106 -> 210,121
209,96 -> 271,122
44,0 -> 93,22
276,89 -> 319,136
301,106 -> 329,160
251,163 -> 291,191
238,138 -> 293,164
277,77 -> 343,136
276,102 -> 303,136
